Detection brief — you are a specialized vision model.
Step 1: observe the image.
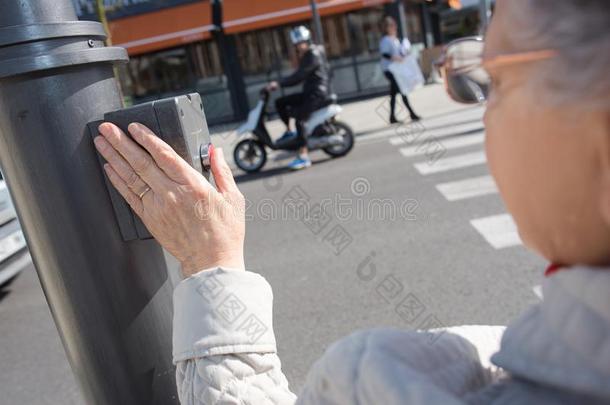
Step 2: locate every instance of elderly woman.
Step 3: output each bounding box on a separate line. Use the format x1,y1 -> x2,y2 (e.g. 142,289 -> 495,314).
94,0 -> 610,403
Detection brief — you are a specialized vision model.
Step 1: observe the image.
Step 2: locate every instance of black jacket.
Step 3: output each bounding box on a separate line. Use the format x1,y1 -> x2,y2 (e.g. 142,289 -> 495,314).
279,45 -> 330,98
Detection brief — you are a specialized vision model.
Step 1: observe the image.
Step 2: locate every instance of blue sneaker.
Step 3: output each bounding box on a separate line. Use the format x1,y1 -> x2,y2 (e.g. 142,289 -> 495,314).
277,131 -> 297,142
288,156 -> 312,170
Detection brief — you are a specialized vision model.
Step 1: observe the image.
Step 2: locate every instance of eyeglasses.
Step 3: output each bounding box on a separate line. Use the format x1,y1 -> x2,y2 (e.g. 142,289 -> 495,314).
436,37 -> 556,104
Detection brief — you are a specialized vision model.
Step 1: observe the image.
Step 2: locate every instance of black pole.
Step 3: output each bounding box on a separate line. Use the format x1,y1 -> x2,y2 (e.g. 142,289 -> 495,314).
0,1 -> 178,404
212,0 -> 249,120
421,2 -> 435,48
309,0 -> 324,43
395,0 -> 408,41
384,0 -> 408,41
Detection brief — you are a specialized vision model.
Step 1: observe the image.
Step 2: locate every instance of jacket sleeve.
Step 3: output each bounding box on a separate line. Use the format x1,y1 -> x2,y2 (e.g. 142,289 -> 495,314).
279,50 -> 320,88
173,267 -> 297,404
296,326 -> 506,405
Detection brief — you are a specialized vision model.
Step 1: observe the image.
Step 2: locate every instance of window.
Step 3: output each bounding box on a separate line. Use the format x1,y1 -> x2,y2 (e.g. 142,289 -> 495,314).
348,7 -> 385,60
118,39 -> 234,123
122,47 -> 192,99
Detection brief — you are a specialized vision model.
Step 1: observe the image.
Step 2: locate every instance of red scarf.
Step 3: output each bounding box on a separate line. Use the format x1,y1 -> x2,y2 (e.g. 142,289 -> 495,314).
545,263 -> 564,277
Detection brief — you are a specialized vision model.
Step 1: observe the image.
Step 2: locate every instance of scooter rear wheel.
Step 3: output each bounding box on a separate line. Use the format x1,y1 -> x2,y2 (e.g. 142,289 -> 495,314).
322,121 -> 355,157
234,139 -> 267,173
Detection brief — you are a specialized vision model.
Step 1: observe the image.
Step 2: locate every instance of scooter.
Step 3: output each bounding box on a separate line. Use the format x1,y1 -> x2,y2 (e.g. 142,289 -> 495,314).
234,89 -> 354,173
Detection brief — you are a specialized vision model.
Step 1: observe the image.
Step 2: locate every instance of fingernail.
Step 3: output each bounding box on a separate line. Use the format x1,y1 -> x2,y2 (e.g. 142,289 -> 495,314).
128,122 -> 139,134
98,123 -> 109,135
93,136 -> 103,148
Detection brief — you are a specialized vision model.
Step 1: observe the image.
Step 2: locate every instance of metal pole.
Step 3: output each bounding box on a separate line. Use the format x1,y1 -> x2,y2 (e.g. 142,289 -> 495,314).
479,0 -> 492,33
309,0 -> 324,43
421,2 -> 435,48
394,0 -> 409,41
211,0 -> 249,119
0,1 -> 178,404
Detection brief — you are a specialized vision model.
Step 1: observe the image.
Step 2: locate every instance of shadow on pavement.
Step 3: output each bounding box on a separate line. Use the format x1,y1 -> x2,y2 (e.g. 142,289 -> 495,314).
355,117 -> 483,138
234,156 -> 336,184
0,275 -> 18,302
234,167 -> 290,184
0,288 -> 11,302
435,126 -> 485,141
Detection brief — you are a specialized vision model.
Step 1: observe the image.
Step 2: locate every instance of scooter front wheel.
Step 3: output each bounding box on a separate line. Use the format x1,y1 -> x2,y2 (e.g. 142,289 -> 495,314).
233,139 -> 267,173
322,121 -> 355,158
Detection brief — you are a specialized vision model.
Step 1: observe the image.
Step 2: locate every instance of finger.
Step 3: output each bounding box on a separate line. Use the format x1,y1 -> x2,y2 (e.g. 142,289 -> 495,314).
98,123 -> 167,190
210,146 -> 239,195
103,163 -> 144,217
94,136 -> 154,195
127,123 -> 203,186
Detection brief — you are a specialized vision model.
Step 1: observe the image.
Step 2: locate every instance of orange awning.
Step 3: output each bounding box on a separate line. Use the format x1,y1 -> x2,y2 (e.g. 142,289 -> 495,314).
448,0 -> 462,9
110,0 -> 392,55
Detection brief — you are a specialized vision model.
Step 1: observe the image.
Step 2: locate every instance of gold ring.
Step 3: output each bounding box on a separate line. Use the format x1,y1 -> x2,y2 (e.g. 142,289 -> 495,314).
138,186 -> 151,199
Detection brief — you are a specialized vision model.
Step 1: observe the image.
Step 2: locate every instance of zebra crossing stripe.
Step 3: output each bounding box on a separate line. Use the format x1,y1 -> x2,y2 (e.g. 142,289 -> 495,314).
414,151 -> 486,175
399,132 -> 484,157
532,285 -> 543,299
389,121 -> 484,146
436,175 -> 498,201
470,214 -> 522,249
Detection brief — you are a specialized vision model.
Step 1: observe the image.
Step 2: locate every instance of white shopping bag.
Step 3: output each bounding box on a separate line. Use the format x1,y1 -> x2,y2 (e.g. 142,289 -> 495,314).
388,52 -> 424,96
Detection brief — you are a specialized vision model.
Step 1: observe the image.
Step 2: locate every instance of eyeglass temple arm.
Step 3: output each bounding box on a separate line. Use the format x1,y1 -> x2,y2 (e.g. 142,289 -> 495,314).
482,49 -> 557,70
436,49 -> 556,71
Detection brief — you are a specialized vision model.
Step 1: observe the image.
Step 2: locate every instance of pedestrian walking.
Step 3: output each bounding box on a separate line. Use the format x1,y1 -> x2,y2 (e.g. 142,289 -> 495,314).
379,16 -> 421,123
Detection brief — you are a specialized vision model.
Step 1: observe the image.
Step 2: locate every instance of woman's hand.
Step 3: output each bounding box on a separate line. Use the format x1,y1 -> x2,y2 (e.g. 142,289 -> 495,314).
266,81 -> 279,91
94,122 -> 245,278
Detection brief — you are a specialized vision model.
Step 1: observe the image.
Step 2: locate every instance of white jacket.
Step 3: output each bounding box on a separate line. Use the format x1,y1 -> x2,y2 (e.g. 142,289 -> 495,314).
173,266 -> 610,404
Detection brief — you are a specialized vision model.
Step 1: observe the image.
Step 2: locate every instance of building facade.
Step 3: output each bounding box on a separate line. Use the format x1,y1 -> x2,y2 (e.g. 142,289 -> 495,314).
74,0 -> 484,125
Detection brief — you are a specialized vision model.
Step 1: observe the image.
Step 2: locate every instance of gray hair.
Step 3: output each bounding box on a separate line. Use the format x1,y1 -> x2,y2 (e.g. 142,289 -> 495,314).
508,0 -> 610,109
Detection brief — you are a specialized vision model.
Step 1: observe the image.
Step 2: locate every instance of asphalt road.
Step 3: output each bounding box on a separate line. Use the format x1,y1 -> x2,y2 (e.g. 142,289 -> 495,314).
0,94 -> 545,402
0,262 -> 85,404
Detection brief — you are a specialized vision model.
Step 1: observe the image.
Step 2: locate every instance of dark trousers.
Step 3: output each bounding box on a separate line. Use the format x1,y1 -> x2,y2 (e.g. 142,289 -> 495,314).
275,92 -> 326,148
384,71 -> 418,120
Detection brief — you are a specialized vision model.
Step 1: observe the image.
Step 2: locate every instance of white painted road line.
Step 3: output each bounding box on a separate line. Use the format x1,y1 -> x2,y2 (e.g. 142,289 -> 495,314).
399,132 -> 485,157
532,285 -> 543,299
357,128 -> 399,144
390,134 -> 417,146
436,174 -> 498,201
470,214 -> 522,249
389,121 -> 484,146
414,151 -> 487,175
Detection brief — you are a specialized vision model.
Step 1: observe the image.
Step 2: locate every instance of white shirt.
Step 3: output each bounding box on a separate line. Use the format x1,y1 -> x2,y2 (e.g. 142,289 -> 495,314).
379,35 -> 411,72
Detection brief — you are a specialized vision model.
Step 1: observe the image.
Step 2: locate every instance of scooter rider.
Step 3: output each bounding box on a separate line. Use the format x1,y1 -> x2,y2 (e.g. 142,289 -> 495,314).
266,26 -> 331,170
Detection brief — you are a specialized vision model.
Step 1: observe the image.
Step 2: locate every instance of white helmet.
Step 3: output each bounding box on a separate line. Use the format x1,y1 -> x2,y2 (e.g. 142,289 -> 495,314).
289,26 -> 312,45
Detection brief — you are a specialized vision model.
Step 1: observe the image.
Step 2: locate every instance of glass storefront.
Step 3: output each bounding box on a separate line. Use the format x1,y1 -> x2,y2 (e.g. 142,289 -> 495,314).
349,8 -> 387,94
439,6 -> 487,43
232,5 -> 405,112
234,26 -> 293,113
119,39 -> 234,123
117,3 -> 430,125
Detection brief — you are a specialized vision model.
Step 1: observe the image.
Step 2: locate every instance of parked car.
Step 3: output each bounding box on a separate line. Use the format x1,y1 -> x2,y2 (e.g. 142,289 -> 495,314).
0,172 -> 30,287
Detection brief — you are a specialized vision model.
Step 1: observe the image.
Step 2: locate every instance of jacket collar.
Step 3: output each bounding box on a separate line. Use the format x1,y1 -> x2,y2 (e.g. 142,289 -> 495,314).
492,266 -> 610,399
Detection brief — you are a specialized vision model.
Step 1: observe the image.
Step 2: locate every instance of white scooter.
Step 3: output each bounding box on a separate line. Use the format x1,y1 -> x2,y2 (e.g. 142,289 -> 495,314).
234,89 -> 354,173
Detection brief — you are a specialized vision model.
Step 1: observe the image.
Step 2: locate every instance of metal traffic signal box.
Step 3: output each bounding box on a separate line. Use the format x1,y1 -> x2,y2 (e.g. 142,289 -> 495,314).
88,93 -> 212,241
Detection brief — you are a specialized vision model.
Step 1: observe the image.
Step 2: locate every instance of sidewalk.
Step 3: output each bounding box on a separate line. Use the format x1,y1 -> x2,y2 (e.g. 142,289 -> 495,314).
209,83 -> 471,171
